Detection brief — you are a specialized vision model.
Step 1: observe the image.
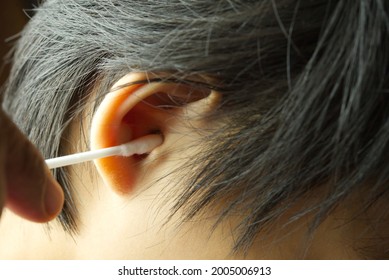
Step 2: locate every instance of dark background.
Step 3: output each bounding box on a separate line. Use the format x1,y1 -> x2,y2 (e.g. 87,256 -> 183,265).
0,0 -> 39,86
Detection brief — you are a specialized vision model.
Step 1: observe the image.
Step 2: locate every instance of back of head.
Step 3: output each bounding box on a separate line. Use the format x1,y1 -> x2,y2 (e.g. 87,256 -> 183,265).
3,0 -> 389,258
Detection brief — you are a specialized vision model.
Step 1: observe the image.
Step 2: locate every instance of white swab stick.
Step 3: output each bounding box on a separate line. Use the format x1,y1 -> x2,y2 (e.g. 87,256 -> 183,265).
45,134 -> 163,169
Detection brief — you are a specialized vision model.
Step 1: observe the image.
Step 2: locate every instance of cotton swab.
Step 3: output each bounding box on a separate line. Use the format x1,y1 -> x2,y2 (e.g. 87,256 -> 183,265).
45,134 -> 163,169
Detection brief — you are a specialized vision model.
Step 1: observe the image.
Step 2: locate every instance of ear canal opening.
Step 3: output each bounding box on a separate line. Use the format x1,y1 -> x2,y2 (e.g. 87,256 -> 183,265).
121,103 -> 164,142
132,130 -> 163,161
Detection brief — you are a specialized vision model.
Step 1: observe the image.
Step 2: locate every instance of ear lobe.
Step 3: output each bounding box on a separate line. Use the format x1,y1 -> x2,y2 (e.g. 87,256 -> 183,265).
91,73 -> 220,194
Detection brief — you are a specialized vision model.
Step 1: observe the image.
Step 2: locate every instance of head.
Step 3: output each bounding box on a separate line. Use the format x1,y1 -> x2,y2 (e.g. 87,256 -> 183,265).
1,0 -> 388,259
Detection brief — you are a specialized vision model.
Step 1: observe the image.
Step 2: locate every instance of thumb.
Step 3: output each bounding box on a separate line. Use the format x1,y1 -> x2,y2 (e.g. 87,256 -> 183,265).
1,110 -> 64,222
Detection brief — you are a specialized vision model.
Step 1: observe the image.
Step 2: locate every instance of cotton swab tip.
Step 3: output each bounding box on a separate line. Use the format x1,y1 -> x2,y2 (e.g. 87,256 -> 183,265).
119,134 -> 163,156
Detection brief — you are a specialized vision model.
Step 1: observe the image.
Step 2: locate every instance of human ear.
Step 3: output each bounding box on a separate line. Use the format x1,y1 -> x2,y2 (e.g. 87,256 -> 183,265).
90,73 -> 220,194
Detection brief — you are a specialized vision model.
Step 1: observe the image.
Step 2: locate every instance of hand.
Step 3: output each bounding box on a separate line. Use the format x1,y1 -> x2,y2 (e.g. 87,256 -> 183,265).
0,109 -> 64,222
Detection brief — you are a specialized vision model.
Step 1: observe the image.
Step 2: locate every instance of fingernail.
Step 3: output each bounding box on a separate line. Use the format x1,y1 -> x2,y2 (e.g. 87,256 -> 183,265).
44,176 -> 64,218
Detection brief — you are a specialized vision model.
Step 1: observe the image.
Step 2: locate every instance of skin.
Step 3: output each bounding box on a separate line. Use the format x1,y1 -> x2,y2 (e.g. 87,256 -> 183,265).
0,74 -> 373,259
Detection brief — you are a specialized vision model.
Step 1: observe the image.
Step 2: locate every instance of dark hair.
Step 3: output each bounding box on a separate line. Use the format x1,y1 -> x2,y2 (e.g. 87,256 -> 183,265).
2,0 -> 389,257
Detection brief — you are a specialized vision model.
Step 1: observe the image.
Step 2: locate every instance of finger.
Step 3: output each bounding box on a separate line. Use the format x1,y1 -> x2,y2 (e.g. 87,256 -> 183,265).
0,141 -> 5,219
1,111 -> 64,222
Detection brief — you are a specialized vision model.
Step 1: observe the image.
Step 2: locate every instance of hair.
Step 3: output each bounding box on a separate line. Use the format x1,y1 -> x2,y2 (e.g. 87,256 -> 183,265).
2,0 -> 389,257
